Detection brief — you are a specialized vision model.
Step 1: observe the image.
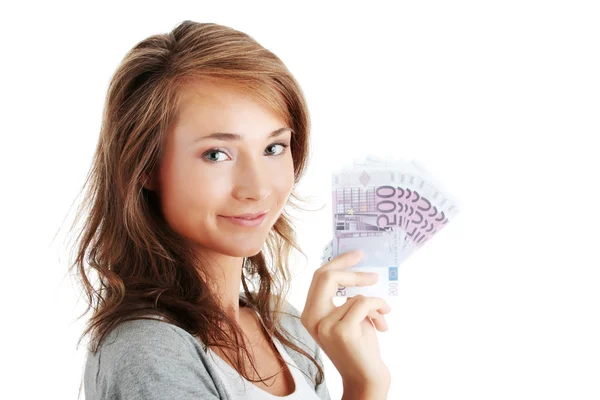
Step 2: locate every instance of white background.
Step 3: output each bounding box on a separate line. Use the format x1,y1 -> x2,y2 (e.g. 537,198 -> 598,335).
1,1 -> 599,399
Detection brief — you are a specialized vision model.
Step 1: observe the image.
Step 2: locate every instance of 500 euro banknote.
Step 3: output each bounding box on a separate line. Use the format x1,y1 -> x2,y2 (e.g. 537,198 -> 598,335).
324,157 -> 461,297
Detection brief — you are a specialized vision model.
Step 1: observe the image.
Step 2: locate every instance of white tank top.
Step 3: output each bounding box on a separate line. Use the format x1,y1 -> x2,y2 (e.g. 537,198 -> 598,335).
206,309 -> 320,399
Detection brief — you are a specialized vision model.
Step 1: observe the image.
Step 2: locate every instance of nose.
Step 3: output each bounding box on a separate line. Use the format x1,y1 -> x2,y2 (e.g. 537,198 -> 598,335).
231,156 -> 271,201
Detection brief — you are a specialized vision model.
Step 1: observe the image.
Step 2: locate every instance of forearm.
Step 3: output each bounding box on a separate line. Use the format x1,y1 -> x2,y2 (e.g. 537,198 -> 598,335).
341,381 -> 390,400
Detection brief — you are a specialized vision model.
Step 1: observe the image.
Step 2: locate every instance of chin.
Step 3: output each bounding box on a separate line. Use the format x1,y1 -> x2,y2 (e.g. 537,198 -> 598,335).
218,243 -> 265,258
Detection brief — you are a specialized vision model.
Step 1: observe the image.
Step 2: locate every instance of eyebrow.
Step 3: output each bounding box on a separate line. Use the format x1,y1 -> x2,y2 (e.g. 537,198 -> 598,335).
194,127 -> 293,143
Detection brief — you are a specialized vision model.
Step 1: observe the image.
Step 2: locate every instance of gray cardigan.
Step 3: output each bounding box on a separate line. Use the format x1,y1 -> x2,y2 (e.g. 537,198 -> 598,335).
83,292 -> 332,399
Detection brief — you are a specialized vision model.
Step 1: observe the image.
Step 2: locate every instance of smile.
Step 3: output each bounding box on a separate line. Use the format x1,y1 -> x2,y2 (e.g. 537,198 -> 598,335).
219,212 -> 268,227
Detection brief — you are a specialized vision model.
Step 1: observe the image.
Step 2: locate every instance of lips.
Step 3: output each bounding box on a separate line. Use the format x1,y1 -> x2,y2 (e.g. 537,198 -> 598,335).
219,211 -> 268,227
225,211 -> 268,219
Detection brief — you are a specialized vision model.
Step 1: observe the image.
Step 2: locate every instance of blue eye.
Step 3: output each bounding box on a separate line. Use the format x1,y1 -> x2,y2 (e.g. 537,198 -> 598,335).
202,142 -> 290,163
203,149 -> 228,163
265,142 -> 289,156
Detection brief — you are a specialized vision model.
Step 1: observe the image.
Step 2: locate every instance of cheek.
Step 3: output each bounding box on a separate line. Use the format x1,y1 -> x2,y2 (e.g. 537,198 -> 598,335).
273,163 -> 295,206
189,171 -> 232,213
272,160 -> 294,189
160,168 -> 230,231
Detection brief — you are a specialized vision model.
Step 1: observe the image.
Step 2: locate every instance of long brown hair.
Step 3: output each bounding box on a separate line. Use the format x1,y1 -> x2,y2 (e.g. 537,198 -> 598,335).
65,20 -> 323,398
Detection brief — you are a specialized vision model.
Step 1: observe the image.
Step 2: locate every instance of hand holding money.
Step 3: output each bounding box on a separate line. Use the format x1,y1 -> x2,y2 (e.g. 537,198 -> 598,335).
301,249 -> 392,396
322,155 -> 462,298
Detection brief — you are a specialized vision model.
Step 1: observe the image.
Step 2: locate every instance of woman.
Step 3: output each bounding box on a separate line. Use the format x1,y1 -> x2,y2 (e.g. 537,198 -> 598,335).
72,20 -> 392,399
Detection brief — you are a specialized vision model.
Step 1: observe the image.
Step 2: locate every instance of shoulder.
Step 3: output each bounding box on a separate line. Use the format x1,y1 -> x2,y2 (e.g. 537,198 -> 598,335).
84,318 -> 219,400
91,318 -> 202,370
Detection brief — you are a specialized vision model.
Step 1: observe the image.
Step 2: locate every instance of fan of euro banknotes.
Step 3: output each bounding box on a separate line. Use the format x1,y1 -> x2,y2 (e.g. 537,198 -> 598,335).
320,155 -> 462,298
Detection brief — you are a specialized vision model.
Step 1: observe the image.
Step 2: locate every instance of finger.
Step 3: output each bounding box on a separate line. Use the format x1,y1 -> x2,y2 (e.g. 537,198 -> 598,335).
315,295 -> 359,335
321,295 -> 382,326
304,269 -> 377,328
343,305 -> 389,333
319,296 -> 389,335
319,249 -> 364,273
341,296 -> 391,327
303,250 -> 366,326
367,311 -> 389,332
320,294 -> 359,323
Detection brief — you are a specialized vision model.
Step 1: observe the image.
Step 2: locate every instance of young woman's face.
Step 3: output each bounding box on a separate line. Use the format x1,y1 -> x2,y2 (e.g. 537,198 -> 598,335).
146,79 -> 295,259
